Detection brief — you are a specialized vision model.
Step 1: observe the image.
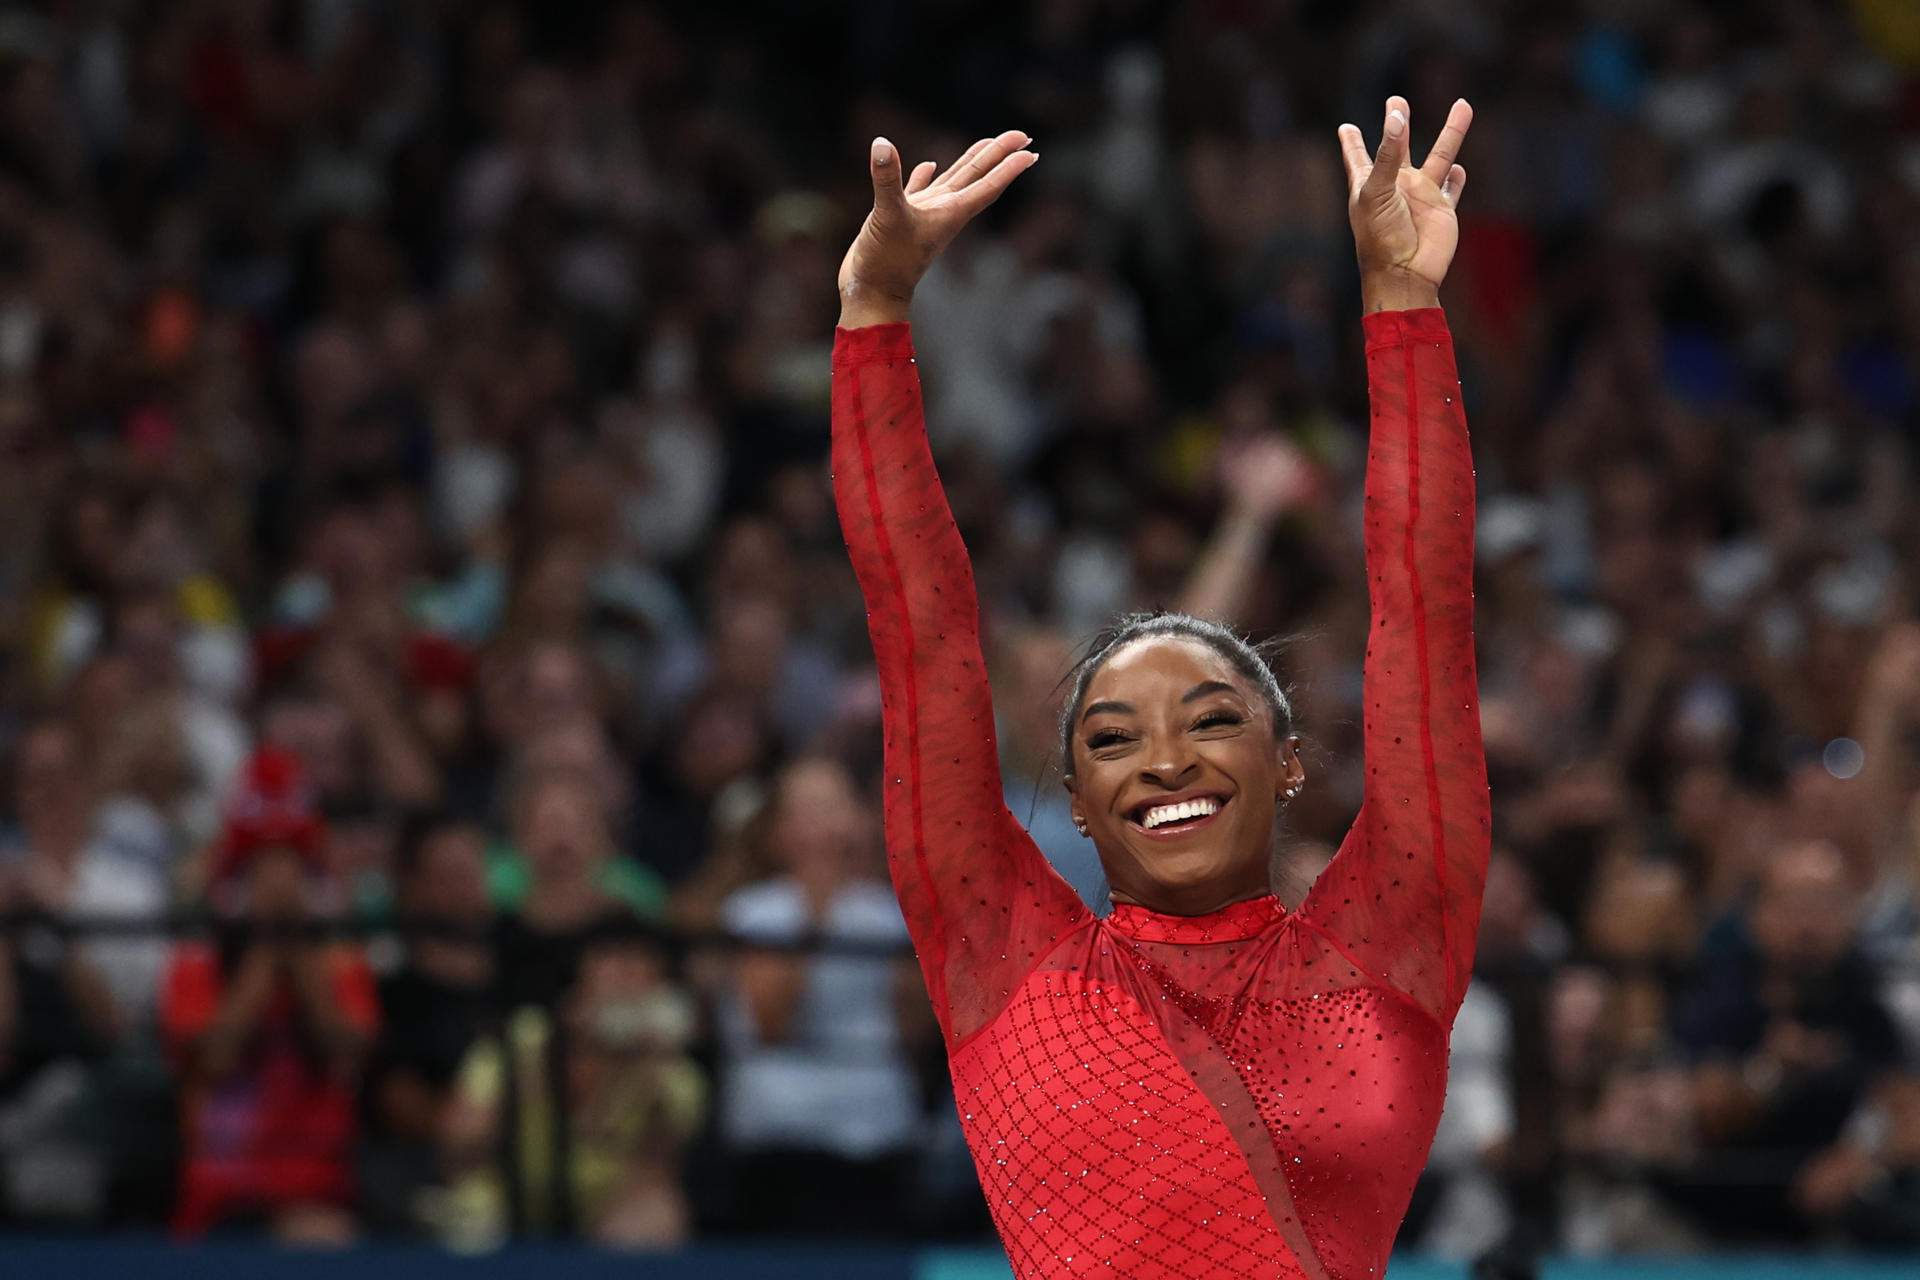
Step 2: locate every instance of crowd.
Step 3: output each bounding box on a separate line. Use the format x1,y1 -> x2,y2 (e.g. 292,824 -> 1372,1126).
0,0 -> 1918,1259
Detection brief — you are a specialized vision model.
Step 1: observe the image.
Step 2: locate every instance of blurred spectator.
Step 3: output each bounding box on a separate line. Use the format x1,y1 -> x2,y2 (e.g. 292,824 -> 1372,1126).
161,751 -> 377,1242
1672,839 -> 1905,1244
712,758 -> 927,1237
359,816 -> 495,1237
0,720 -> 136,1223
439,932 -> 703,1248
494,768 -> 654,1013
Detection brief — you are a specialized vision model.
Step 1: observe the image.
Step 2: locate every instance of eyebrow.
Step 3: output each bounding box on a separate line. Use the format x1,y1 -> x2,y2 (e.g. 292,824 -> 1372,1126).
1081,681 -> 1242,724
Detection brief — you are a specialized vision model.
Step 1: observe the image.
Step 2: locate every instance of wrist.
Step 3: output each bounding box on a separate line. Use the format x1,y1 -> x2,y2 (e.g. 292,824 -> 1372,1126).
1361,270 -> 1441,315
838,280 -> 913,329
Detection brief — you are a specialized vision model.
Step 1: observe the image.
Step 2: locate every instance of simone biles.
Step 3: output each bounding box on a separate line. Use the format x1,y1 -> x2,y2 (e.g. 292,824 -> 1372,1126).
832,95 -> 1488,1280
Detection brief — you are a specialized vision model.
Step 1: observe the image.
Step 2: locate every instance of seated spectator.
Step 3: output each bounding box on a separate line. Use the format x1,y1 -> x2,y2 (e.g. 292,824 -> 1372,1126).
1670,838 -> 1905,1244
711,757 -> 928,1237
494,767 -> 656,1012
358,816 -> 495,1237
438,933 -> 703,1248
162,750 -> 378,1242
0,720 -> 140,1223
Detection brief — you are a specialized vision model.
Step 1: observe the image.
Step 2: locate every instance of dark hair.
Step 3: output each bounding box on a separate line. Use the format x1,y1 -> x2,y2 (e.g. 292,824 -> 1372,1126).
1058,611 -> 1294,773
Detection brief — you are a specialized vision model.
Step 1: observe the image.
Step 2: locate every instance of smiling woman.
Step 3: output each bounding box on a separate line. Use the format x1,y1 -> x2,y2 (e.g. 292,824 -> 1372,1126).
833,98 -> 1489,1280
1060,613 -> 1305,915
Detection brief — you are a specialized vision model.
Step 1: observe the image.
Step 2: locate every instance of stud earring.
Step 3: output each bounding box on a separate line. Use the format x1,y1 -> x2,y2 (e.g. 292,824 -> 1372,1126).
1073,819 -> 1089,837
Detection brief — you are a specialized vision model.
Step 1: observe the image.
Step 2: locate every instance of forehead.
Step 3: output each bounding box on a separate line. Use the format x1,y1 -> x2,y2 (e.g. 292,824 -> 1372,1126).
1083,635 -> 1248,704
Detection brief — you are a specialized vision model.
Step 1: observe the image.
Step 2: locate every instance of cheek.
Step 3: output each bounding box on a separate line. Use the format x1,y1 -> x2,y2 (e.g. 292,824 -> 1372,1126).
1211,736 -> 1280,791
1078,762 -> 1128,819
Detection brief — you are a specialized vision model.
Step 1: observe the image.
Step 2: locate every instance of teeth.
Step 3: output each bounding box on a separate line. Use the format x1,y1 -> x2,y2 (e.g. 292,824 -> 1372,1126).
1141,797 -> 1220,829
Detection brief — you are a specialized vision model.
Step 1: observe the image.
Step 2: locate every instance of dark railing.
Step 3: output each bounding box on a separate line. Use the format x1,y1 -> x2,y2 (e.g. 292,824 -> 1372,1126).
4,910 -> 1918,1250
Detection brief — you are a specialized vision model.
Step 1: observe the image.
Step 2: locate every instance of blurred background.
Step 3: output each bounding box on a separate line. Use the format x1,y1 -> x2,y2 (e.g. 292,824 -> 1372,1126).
0,0 -> 1918,1275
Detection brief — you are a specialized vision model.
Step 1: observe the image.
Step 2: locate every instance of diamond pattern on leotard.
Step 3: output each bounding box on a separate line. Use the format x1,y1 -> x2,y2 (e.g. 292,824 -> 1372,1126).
953,968 -> 1301,1279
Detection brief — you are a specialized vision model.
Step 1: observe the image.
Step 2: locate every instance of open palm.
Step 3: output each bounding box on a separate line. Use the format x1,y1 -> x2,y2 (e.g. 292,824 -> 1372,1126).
838,130 -> 1038,319
1339,97 -> 1472,290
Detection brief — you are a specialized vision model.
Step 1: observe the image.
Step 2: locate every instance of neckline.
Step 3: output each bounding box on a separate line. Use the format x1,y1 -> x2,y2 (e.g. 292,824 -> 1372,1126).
1103,893 -> 1286,944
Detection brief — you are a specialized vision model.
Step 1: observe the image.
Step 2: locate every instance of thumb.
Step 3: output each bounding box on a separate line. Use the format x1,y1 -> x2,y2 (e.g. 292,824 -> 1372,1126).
869,137 -> 906,217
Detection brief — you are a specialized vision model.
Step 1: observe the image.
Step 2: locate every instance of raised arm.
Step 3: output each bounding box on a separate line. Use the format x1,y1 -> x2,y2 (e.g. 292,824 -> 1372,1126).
1301,98 -> 1491,1025
1176,435 -> 1317,624
834,134 -> 1089,1047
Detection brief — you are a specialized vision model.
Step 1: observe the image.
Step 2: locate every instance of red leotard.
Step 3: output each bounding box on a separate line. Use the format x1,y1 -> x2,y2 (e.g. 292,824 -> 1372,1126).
832,309 -> 1489,1280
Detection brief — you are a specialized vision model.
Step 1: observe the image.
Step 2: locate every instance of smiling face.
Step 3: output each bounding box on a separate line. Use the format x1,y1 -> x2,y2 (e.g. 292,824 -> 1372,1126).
1067,636 -> 1303,915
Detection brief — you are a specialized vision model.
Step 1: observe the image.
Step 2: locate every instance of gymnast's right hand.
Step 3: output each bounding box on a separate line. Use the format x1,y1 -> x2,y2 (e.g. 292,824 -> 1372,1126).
837,130 -> 1038,328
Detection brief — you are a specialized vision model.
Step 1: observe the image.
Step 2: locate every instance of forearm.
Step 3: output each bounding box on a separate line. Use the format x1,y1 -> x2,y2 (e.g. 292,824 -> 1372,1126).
830,324 -> 1000,777
201,949 -> 283,1076
1850,673 -> 1916,867
289,948 -> 370,1075
1176,509 -> 1274,623
351,699 -> 442,808
736,951 -> 807,1043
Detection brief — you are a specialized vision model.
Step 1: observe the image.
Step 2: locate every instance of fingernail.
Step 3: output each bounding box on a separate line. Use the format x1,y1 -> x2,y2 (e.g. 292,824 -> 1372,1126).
871,137 -> 892,164
1387,110 -> 1406,137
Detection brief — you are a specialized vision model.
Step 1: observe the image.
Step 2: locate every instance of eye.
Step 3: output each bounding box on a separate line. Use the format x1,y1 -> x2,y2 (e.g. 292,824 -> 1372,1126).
1085,729 -> 1130,751
1193,710 -> 1244,731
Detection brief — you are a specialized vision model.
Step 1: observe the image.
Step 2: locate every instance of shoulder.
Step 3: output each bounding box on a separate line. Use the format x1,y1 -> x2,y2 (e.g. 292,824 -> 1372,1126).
721,880 -> 806,939
831,880 -> 909,939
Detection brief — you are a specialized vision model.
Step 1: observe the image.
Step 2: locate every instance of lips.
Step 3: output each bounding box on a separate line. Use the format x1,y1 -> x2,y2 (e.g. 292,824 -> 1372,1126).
1126,792 -> 1231,837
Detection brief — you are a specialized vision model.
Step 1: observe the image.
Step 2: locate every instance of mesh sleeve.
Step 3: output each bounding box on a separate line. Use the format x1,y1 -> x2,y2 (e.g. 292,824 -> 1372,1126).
832,324 -> 1091,1047
1300,308 -> 1490,1025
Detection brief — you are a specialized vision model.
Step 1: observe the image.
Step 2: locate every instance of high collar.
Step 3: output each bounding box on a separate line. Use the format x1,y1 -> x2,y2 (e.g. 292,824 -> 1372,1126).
1103,893 -> 1286,944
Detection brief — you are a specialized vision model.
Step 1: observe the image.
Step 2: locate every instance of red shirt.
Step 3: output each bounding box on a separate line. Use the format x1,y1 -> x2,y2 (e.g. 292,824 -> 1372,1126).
831,311 -> 1489,1280
162,943 -> 380,1235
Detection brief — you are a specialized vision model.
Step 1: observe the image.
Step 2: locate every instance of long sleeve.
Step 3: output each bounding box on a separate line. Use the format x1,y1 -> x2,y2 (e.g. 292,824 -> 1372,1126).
832,324 -> 1090,1047
1300,308 -> 1490,1025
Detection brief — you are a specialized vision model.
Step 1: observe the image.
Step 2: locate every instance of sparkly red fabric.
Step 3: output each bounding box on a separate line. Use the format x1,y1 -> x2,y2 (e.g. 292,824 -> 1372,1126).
832,310 -> 1489,1279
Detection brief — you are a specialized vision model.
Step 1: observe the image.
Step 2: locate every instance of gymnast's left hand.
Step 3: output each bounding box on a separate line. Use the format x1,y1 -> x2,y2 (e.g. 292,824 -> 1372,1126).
1338,96 -> 1472,313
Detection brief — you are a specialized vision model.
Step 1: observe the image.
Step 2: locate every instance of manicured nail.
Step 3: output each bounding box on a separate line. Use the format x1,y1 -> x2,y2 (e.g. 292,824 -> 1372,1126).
1386,110 -> 1406,137
871,137 -> 892,164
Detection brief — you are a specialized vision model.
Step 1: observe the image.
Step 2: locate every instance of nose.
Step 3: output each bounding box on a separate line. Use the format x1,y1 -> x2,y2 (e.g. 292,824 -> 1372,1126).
1139,734 -> 1200,790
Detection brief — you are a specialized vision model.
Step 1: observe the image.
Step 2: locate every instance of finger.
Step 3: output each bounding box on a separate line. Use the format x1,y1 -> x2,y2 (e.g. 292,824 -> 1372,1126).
945,129 -> 1032,193
953,147 -> 1039,218
928,137 -> 995,194
1360,97 -> 1409,201
905,160 -> 937,195
1336,122 -> 1371,193
868,137 -> 906,216
1420,98 -> 1474,186
1443,162 -> 1467,206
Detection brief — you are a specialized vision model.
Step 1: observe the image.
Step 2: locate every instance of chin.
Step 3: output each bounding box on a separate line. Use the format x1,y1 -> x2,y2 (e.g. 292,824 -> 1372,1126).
1125,838 -> 1257,895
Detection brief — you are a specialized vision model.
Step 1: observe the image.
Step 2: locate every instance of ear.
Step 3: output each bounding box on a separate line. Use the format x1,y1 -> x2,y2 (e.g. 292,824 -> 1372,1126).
1063,774 -> 1089,830
1275,734 -> 1306,797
